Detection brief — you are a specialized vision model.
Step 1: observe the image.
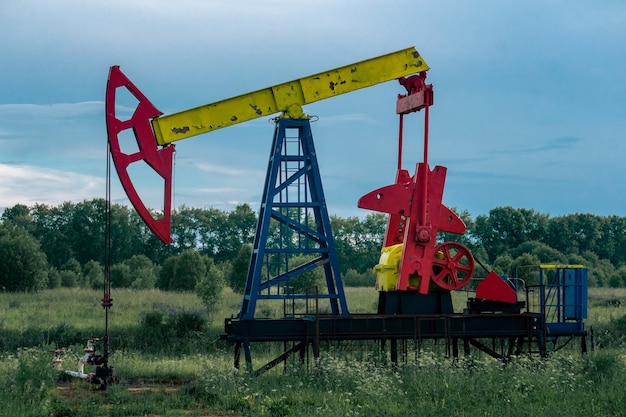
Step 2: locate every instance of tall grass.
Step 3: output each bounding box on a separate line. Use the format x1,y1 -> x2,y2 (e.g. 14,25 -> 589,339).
0,288 -> 206,331
0,287 -> 625,416
156,349 -> 623,416
1,347 -> 623,417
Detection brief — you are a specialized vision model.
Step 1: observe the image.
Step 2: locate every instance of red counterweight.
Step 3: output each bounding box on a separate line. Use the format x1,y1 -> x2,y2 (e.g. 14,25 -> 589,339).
358,73 -> 475,294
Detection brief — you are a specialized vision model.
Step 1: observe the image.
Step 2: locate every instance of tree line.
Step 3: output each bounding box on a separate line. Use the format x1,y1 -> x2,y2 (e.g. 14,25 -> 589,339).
1,200 -> 626,297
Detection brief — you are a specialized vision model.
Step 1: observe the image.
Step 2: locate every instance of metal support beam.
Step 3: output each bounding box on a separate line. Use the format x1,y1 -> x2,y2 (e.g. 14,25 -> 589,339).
239,118 -> 349,319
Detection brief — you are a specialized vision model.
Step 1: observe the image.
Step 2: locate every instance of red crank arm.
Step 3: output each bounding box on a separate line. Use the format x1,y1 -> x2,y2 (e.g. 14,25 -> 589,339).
399,164 -> 468,293
360,73 -> 473,294
359,163 -> 467,294
105,66 -> 174,244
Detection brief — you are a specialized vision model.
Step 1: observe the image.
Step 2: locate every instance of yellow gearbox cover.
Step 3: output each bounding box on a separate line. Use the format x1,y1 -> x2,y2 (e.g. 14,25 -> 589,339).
373,243 -> 404,291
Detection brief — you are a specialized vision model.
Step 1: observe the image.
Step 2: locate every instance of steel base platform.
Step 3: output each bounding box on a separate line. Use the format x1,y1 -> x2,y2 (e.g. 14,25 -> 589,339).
221,313 -> 562,374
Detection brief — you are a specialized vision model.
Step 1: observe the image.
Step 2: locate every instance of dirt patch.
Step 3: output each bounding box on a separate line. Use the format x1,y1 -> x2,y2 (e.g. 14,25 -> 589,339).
56,377 -> 190,395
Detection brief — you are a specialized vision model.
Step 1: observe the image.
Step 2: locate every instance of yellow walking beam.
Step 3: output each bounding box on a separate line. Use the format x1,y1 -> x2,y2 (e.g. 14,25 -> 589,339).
152,47 -> 429,145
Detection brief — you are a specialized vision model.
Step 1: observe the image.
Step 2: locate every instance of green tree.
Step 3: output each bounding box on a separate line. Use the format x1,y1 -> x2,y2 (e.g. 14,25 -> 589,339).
229,244 -> 252,293
110,203 -> 162,264
288,254 -> 324,292
492,254 -> 514,277
342,268 -> 376,287
68,199 -> 105,266
30,203 -> 70,268
616,265 -> 626,287
519,208 -> 549,241
332,213 -> 386,274
198,208 -> 229,258
475,207 -> 524,261
608,274 -> 622,288
130,268 -> 157,290
59,270 -> 78,288
544,213 -> 602,259
159,249 -> 212,291
544,215 -> 575,256
157,256 -> 176,290
169,204 -> 256,263
83,260 -> 104,290
22,199 -> 165,269
509,241 -> 567,264
195,257 -> 225,315
474,206 -> 548,262
47,267 -> 61,289
1,204 -> 33,233
122,255 -> 158,289
110,263 -> 132,288
596,215 -> 626,266
577,251 -> 615,288
219,260 -> 233,289
0,222 -> 48,292
130,211 -> 170,264
221,204 -> 257,262
62,258 -> 82,275
438,208 -> 477,248
569,214 -> 602,254
61,258 -> 83,286
171,250 -> 204,291
171,205 -> 205,252
511,253 -> 541,286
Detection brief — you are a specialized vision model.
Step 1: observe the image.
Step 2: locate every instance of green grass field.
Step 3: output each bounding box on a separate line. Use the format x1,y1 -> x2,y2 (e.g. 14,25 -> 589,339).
1,287 -> 625,416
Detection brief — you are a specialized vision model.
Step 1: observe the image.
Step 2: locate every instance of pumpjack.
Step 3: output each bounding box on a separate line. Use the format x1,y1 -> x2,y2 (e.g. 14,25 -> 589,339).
104,47 -> 587,374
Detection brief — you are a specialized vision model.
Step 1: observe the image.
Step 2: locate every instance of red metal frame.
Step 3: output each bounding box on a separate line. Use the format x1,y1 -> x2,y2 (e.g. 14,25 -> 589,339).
476,271 -> 517,304
358,73 -> 474,294
105,66 -> 174,244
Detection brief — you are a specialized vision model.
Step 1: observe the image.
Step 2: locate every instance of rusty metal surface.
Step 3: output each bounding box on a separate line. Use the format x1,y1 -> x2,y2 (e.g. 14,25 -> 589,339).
152,47 -> 429,145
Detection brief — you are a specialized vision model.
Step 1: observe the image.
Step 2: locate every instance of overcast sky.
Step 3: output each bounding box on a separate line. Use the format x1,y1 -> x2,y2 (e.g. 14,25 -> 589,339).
1,0 -> 625,221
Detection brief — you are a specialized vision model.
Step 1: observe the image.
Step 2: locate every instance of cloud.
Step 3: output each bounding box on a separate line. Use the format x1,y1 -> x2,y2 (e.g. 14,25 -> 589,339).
192,162 -> 252,177
0,163 -> 107,208
0,101 -> 106,166
314,113 -> 374,125
2,0 -> 626,220
0,102 -> 103,143
195,187 -> 244,194
0,102 -> 102,118
515,136 -> 583,154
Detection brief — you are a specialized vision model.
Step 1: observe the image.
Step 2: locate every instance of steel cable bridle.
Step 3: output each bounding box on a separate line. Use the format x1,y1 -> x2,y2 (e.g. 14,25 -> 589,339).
102,140 -> 113,373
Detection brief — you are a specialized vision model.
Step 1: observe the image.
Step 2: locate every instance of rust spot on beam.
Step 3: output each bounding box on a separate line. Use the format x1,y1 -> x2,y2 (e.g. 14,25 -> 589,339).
171,126 -> 189,134
249,104 -> 263,116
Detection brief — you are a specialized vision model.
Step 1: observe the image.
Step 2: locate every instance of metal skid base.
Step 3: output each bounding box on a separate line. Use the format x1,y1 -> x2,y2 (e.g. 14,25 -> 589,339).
221,312 -> 551,375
